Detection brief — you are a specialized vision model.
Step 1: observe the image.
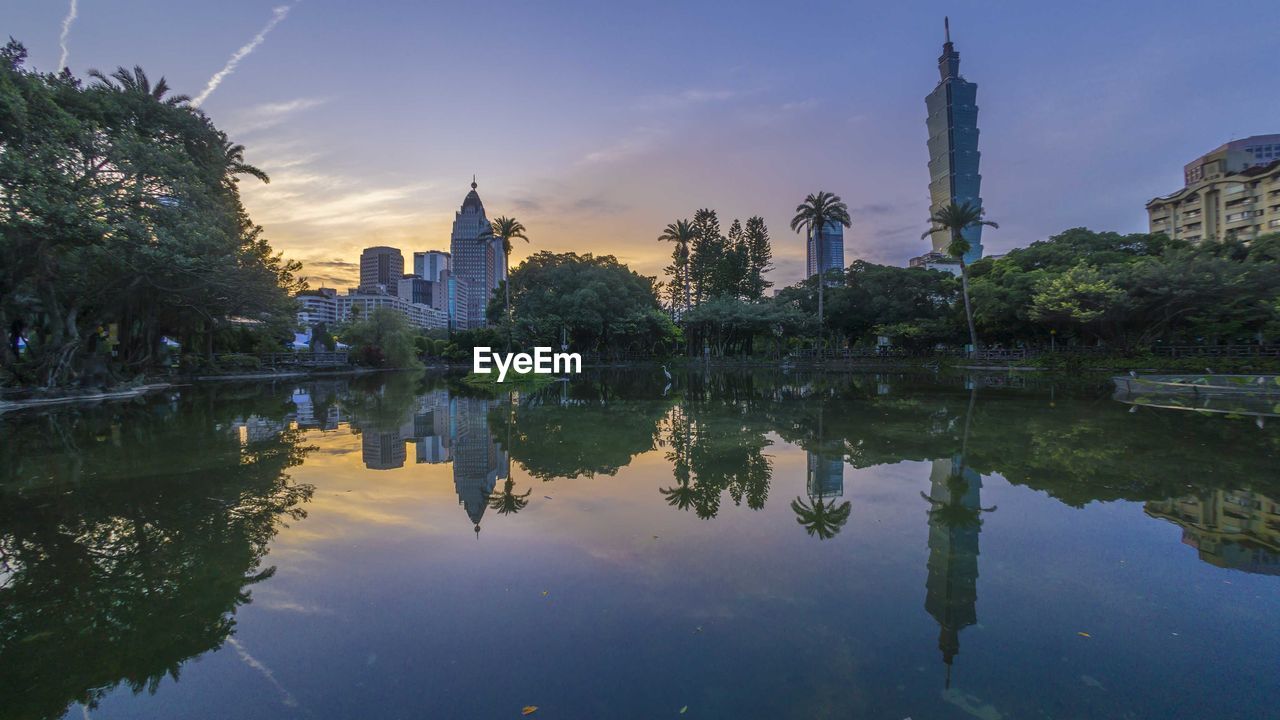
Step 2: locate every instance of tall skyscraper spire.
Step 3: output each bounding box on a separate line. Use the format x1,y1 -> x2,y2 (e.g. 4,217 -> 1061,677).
924,17 -> 983,263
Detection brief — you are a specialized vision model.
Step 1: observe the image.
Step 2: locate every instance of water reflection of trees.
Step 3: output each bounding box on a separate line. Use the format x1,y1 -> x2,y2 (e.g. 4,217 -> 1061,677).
346,369 -> 1279,553
660,400 -> 773,520
0,385 -> 315,720
497,377 -> 672,481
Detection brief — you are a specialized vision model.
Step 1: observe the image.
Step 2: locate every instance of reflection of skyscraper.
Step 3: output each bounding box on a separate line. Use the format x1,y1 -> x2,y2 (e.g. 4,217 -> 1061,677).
450,396 -> 509,535
1144,491 -> 1280,575
923,456 -> 983,686
415,389 -> 453,464
363,430 -> 407,470
806,452 -> 844,499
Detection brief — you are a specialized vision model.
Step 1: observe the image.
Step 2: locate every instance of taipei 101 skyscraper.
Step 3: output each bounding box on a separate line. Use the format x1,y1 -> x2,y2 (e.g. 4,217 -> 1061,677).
924,18 -> 984,263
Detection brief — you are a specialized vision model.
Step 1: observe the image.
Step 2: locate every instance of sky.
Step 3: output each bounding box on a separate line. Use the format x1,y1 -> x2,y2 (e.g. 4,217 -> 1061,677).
7,0 -> 1280,289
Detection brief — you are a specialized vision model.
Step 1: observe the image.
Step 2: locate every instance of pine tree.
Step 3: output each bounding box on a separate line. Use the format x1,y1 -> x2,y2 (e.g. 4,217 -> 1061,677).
744,216 -> 773,299
689,208 -> 724,305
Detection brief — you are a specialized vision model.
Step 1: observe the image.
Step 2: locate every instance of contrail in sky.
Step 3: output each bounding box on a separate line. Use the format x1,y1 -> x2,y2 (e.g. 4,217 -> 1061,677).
57,0 -> 78,69
193,4 -> 293,107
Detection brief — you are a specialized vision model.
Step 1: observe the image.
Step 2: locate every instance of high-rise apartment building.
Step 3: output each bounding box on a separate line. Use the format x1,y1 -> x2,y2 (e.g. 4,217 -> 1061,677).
448,179 -> 501,328
1146,135 -> 1280,244
923,19 -> 984,264
806,221 -> 845,279
359,246 -> 404,295
414,250 -> 451,282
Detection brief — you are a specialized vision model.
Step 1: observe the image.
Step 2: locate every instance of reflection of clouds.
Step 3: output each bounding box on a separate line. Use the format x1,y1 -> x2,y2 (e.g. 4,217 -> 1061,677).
227,638 -> 299,708
258,599 -> 337,615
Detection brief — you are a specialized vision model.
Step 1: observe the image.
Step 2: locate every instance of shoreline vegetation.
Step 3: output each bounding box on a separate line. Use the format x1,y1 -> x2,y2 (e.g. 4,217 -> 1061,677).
3,44 -> 1278,396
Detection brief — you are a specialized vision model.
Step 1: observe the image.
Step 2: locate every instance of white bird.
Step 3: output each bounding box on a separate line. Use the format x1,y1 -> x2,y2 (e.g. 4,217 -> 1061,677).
1129,370 -> 1137,378
1205,367 -> 1213,374
661,364 -> 672,381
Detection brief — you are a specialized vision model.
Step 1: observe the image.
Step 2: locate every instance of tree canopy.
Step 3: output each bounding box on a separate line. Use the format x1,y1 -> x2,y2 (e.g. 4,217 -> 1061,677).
0,41 -> 303,387
503,251 -> 678,357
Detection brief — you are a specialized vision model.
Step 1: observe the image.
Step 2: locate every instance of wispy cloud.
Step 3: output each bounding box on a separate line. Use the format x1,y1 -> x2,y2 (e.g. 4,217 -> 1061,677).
226,638 -> 299,708
227,97 -> 327,135
57,0 -> 78,70
193,4 -> 294,107
579,126 -> 663,165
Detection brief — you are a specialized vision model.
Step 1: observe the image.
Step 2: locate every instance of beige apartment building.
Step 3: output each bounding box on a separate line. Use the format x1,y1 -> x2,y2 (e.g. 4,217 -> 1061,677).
1146,134 -> 1280,243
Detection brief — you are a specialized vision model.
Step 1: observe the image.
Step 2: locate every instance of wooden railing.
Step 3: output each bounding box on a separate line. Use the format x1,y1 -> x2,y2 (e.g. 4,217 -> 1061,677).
215,352 -> 349,367
1152,345 -> 1280,358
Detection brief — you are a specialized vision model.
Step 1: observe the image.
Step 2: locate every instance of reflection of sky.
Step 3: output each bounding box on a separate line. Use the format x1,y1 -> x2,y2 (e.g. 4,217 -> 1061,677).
78,416 -> 1280,719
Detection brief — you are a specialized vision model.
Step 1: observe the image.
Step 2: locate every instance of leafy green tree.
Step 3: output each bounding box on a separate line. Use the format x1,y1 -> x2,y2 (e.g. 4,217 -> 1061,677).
0,42 -> 302,387
923,202 -> 998,356
822,260 -> 960,347
506,251 -> 677,358
790,192 -> 852,332
1029,262 -> 1124,339
341,308 -> 423,369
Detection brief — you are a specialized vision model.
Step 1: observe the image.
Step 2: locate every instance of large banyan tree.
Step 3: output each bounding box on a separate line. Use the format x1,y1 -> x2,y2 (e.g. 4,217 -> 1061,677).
0,41 -> 304,387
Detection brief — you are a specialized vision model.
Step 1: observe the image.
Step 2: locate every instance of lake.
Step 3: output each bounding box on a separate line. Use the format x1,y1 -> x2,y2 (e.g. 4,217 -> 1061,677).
1,370 -> 1277,719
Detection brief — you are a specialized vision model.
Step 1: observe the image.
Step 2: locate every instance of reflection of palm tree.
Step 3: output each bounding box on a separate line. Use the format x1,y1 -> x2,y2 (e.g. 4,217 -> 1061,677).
791,495 -> 852,540
487,478 -> 531,516
660,478 -> 696,511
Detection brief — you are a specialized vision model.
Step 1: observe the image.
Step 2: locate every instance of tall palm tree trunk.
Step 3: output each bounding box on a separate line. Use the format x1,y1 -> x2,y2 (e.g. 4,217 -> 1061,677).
958,257 -> 978,359
816,229 -> 825,351
504,250 -> 512,351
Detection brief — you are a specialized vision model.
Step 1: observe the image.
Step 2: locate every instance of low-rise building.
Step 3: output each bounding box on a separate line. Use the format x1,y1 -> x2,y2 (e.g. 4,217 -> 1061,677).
908,251 -> 962,275
296,288 -> 339,327
1147,135 -> 1280,243
335,291 -> 448,330
296,287 -> 448,331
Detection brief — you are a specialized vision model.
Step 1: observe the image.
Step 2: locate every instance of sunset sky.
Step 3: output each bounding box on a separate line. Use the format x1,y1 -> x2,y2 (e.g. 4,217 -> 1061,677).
8,0 -> 1279,289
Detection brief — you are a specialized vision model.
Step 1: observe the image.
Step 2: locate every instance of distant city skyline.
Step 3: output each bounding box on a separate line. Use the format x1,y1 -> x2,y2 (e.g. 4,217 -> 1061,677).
8,0 -> 1278,289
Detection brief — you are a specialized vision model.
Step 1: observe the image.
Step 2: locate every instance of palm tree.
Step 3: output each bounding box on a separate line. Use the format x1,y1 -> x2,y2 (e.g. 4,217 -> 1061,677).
220,139 -> 270,186
790,192 -> 852,336
790,495 -> 852,540
658,219 -> 695,314
88,65 -> 189,105
922,202 -> 997,358
477,216 -> 529,348
487,478 -> 531,516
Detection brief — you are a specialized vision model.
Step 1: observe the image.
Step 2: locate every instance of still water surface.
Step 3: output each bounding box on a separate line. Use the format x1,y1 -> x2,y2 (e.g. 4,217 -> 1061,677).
1,371 -> 1278,719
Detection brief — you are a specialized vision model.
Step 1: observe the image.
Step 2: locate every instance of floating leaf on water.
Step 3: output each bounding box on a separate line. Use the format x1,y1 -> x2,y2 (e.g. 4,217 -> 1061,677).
1077,631 -> 1091,638
522,706 -> 538,715
541,591 -> 549,597
680,706 -> 688,714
